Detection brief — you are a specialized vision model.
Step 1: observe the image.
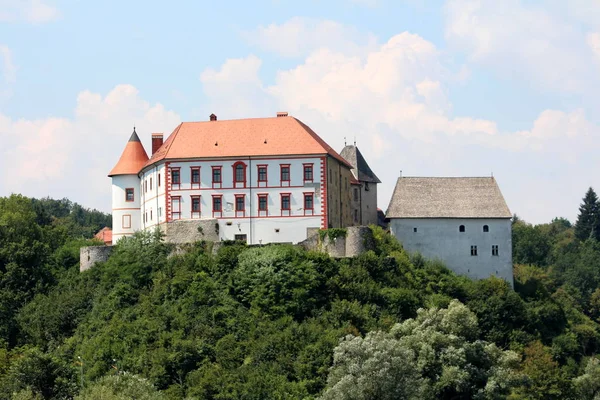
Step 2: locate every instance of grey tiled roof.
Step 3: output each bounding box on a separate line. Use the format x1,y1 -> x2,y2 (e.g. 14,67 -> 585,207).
386,177 -> 512,218
340,145 -> 381,183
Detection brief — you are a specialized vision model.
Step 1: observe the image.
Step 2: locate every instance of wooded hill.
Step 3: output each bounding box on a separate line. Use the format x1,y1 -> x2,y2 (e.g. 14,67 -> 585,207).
2,191 -> 600,399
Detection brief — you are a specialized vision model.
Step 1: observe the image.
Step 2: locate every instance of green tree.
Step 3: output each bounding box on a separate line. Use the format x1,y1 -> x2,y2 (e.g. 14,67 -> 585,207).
574,357 -> 600,400
75,373 -> 165,400
575,188 -> 600,241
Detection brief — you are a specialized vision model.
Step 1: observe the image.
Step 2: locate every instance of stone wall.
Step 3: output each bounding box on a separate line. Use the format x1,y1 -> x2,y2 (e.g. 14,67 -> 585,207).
298,226 -> 375,258
80,245 -> 114,272
159,219 -> 220,244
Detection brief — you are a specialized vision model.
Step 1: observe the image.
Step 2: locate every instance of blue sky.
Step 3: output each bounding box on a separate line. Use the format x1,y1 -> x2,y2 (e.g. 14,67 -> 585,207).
1,0 -> 599,224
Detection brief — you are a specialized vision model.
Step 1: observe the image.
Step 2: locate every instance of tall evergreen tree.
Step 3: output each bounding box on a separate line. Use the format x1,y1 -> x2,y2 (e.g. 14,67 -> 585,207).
575,187 -> 600,241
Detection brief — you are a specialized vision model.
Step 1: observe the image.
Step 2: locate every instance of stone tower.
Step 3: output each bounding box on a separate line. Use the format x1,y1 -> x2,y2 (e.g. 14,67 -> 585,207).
108,128 -> 149,242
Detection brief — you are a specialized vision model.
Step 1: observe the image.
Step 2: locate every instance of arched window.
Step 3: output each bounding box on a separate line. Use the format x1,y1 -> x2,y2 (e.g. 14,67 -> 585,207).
459,225 -> 465,232
232,161 -> 247,187
483,225 -> 489,232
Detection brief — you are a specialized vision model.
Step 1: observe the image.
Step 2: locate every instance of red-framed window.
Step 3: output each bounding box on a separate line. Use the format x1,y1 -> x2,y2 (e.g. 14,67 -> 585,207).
125,188 -> 134,202
191,195 -> 201,218
122,214 -> 131,229
171,196 -> 181,220
212,166 -> 222,188
281,193 -> 291,216
212,195 -> 223,218
280,164 -> 290,186
191,167 -> 201,189
171,168 -> 181,190
257,164 -> 268,186
257,194 -> 268,216
235,194 -> 245,217
304,192 -> 314,215
233,161 -> 247,188
303,163 -> 314,183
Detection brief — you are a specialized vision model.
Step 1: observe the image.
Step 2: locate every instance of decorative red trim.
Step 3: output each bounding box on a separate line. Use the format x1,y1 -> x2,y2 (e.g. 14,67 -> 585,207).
212,166 -> 222,189
303,163 -> 314,183
280,164 -> 291,187
232,161 -> 247,188
113,207 -> 140,211
212,194 -> 223,218
122,214 -> 132,229
234,194 -> 246,217
216,214 -> 324,220
191,166 -> 201,189
191,195 -> 201,218
320,157 -> 327,228
166,162 -> 171,221
125,188 -> 134,202
257,193 -> 268,216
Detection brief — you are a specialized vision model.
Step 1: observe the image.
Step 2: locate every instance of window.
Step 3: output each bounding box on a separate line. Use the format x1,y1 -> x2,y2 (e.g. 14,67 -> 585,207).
159,207 -> 162,217
354,209 -> 359,223
413,227 -> 418,233
471,245 -> 478,256
281,193 -> 291,211
364,182 -> 370,191
280,164 -> 290,185
492,245 -> 499,256
304,193 -> 314,210
459,225 -> 466,232
257,165 -> 268,184
212,195 -> 222,217
258,194 -> 268,215
144,180 -> 147,193
235,195 -> 245,216
171,196 -> 181,220
483,225 -> 489,233
234,234 -> 247,243
150,209 -> 153,221
150,177 -> 152,191
303,164 -> 313,182
233,162 -> 246,187
158,173 -> 161,187
171,168 -> 181,189
354,188 -> 359,201
212,166 -> 222,187
191,195 -> 201,218
122,214 -> 131,229
125,188 -> 134,202
191,167 -> 201,188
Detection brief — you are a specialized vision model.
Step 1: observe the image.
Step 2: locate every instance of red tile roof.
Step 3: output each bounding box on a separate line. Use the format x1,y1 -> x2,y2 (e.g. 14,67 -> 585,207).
144,116 -> 351,169
108,129 -> 149,177
94,227 -> 112,245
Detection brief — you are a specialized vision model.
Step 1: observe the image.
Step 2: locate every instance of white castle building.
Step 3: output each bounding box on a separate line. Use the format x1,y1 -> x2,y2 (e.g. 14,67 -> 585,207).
108,113 -> 358,244
386,177 -> 513,285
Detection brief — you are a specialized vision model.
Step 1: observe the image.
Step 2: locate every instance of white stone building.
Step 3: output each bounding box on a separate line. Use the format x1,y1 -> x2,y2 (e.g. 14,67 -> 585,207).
386,177 -> 513,285
340,144 -> 381,226
108,113 -> 354,244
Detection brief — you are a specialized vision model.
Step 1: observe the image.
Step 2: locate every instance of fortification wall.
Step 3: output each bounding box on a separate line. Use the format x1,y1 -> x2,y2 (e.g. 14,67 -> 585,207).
80,245 -> 114,272
159,219 -> 220,244
299,226 -> 375,258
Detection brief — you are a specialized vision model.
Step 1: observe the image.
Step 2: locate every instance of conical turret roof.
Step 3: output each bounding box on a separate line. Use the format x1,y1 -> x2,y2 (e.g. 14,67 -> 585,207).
108,128 -> 149,177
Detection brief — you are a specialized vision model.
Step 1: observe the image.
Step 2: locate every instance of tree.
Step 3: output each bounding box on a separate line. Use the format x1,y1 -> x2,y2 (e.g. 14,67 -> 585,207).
574,357 -> 600,400
75,373 -> 165,400
320,301 -> 523,400
575,188 -> 600,241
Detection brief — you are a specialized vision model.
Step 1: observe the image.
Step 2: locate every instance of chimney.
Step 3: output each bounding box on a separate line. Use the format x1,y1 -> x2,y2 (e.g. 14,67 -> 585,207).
210,113 -> 217,121
152,133 -> 163,155
276,111 -> 288,117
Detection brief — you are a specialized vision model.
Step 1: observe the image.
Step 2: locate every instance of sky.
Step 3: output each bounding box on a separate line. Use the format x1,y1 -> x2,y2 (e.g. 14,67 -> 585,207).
1,0 -> 599,224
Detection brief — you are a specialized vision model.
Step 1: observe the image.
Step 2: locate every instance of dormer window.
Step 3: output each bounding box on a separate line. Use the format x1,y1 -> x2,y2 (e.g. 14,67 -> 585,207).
459,225 -> 465,232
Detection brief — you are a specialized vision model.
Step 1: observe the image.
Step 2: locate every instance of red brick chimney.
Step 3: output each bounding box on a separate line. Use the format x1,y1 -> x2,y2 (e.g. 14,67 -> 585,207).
151,133 -> 163,155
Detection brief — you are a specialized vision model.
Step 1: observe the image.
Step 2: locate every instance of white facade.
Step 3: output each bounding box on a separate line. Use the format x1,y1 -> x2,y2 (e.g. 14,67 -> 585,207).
139,156 -> 325,244
389,218 -> 513,286
111,175 -> 143,242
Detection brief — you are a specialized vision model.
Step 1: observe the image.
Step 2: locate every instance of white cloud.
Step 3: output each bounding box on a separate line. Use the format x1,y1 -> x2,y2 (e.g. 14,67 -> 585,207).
0,45 -> 16,84
0,84 -> 180,212
203,22 -> 600,223
588,32 -> 600,63
444,0 -> 599,93
243,17 -> 377,58
0,0 -> 59,23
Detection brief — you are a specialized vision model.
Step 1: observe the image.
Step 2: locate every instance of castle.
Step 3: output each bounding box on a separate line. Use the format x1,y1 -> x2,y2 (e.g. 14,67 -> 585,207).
93,112 -> 514,285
